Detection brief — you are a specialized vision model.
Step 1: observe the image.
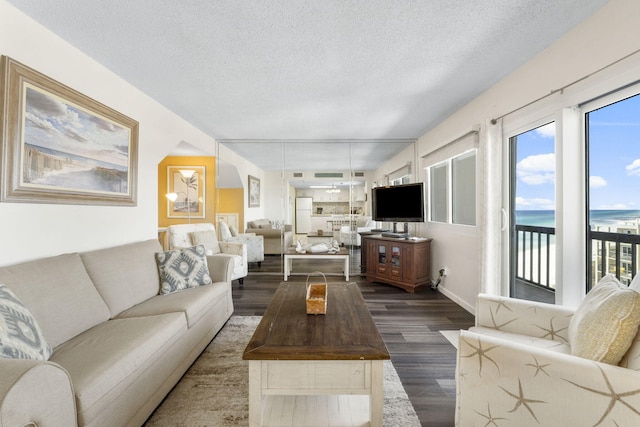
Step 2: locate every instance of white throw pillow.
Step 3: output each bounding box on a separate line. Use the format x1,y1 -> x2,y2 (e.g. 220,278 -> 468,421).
0,284 -> 52,360
568,274 -> 640,365
630,273 -> 640,292
218,221 -> 232,241
190,230 -> 221,254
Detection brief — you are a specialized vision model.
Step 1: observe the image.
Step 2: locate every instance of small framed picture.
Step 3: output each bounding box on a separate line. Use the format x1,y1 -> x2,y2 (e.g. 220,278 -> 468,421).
167,166 -> 205,219
248,175 -> 260,207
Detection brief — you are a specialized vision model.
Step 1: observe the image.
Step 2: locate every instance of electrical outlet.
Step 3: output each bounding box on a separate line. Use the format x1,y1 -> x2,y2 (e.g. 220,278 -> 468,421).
441,267 -> 449,277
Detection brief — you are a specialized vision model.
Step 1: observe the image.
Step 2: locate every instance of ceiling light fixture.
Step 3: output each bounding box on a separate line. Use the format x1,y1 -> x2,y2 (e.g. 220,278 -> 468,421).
326,185 -> 341,194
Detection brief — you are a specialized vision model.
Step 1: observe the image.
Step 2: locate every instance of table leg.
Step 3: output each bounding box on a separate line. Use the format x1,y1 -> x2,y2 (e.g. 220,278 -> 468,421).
248,361 -> 262,427
344,256 -> 349,281
370,360 -> 384,427
284,256 -> 289,281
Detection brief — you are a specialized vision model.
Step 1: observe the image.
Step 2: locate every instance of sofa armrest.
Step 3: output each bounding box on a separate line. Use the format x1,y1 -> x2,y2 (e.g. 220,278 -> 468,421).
456,330 -> 640,426
475,293 -> 574,344
0,359 -> 77,427
218,241 -> 246,257
206,255 -> 234,283
228,235 -> 263,245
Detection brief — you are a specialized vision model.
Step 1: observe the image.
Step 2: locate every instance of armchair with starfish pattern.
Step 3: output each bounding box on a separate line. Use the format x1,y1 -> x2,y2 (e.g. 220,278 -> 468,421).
456,277 -> 640,426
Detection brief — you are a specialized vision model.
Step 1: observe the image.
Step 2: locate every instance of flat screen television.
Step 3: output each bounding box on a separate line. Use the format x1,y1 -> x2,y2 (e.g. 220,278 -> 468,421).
372,182 -> 425,223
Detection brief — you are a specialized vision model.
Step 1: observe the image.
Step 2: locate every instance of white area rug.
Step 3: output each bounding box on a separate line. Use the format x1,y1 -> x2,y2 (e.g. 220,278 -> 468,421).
144,316 -> 420,426
440,330 -> 460,349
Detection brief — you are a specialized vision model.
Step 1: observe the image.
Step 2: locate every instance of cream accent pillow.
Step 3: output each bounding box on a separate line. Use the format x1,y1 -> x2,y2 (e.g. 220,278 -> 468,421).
630,273 -> 640,292
568,274 -> 640,365
189,230 -> 220,255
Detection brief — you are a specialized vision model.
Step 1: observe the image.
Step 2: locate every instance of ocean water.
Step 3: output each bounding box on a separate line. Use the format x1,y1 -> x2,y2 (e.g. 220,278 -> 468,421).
516,210 -> 640,230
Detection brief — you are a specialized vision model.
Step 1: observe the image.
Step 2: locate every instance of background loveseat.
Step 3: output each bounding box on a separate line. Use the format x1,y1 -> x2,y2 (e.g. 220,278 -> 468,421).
0,239 -> 234,427
456,274 -> 640,426
245,219 -> 294,255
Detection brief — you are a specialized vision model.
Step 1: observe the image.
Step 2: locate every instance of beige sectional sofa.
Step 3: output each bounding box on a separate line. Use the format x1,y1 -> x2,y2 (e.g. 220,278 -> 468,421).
245,219 -> 294,255
0,239 -> 234,427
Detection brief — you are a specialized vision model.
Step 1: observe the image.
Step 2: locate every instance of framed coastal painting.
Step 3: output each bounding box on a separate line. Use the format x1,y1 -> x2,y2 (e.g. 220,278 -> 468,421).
0,56 -> 138,205
167,166 -> 205,219
248,175 -> 260,207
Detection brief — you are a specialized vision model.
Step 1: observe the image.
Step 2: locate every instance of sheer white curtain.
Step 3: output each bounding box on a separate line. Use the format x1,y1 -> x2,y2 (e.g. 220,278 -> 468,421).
480,119 -> 503,295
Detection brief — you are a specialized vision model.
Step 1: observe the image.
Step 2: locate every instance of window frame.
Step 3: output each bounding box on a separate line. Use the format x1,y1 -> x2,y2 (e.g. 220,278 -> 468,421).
427,149 -> 477,226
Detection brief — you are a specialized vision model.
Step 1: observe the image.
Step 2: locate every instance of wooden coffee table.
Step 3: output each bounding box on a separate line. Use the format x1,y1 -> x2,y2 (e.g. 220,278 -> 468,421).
243,281 -> 389,427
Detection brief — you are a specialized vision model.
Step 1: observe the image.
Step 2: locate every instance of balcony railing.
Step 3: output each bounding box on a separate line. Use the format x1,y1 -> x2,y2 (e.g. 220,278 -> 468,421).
589,230 -> 640,288
515,225 -> 640,292
514,225 -> 555,291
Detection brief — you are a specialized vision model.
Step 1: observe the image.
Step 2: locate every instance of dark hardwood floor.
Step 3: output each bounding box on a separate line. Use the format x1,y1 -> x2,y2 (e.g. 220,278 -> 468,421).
233,254 -> 475,427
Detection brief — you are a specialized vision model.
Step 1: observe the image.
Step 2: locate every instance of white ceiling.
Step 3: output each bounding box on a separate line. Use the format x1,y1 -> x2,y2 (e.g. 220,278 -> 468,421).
7,0 -> 608,171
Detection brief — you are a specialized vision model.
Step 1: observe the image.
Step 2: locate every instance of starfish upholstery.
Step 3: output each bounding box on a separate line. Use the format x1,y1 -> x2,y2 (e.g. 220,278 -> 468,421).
456,288 -> 640,426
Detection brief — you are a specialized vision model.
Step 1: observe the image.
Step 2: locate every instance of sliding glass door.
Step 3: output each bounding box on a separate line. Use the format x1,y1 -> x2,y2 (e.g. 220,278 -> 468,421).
585,91 -> 640,288
509,122 -> 556,302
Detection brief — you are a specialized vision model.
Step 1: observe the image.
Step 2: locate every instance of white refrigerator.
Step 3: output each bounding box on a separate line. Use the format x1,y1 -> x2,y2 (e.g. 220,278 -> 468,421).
295,197 -> 313,234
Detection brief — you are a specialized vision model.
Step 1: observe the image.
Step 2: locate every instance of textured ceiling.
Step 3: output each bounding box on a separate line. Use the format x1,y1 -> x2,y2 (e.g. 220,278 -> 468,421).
6,0 -> 608,171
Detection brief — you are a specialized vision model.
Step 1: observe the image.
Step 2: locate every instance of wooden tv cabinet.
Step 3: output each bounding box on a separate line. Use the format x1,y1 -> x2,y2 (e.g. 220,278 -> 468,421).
362,235 -> 432,293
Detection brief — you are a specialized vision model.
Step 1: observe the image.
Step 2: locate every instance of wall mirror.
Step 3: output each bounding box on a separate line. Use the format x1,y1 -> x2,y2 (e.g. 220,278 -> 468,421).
217,140 -> 415,279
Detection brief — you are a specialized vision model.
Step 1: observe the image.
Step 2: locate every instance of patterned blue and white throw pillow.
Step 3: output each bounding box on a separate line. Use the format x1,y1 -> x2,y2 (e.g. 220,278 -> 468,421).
0,283 -> 52,360
156,245 -> 212,295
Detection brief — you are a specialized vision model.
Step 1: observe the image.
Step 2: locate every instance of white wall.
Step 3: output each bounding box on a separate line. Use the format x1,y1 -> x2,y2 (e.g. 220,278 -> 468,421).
0,1 -> 220,265
407,0 -> 640,312
215,144 -> 266,227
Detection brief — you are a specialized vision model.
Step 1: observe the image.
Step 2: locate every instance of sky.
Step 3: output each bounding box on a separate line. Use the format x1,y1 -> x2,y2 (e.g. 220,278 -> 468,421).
24,84 -> 130,168
515,93 -> 640,211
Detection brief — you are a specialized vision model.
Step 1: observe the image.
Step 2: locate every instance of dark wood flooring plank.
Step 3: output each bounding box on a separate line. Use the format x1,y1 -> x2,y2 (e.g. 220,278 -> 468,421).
234,254 -> 475,427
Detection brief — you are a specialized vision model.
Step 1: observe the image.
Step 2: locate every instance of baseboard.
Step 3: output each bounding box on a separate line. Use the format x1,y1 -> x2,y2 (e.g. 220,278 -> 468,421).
437,286 -> 475,315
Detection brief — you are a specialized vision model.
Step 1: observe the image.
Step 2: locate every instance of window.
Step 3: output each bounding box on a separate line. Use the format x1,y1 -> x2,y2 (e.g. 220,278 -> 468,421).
452,150 -> 476,226
390,175 -> 410,186
508,122 -> 556,297
430,161 -> 448,222
586,92 -> 640,288
428,150 -> 476,225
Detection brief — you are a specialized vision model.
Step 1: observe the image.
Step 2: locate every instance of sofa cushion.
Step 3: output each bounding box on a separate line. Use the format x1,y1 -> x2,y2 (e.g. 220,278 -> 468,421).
229,225 -> 239,237
0,253 -> 111,349
80,239 -> 163,318
568,274 -> 640,365
248,219 -> 272,229
156,245 -> 212,294
117,281 -> 230,327
0,284 -> 52,360
189,230 -> 221,254
50,313 -> 186,423
168,223 -> 216,249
